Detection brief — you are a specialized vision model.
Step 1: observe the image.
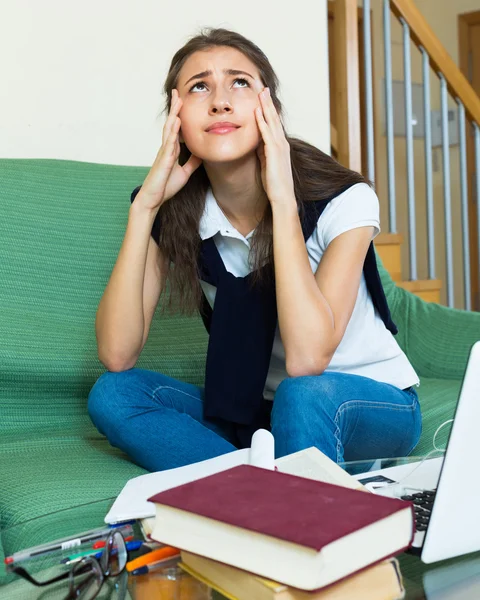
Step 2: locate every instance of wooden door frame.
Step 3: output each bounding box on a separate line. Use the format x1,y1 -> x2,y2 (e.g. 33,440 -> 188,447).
458,10 -> 480,310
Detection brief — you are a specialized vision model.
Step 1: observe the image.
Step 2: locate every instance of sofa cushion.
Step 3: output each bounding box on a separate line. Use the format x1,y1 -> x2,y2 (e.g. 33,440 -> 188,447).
0,159 -> 209,441
414,377 -> 461,456
377,255 -> 480,380
0,434 -> 146,582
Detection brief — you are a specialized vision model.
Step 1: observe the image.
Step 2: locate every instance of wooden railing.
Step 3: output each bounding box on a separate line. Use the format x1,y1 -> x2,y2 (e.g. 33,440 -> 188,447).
331,0 -> 362,172
331,0 -> 480,310
389,0 -> 480,125
332,0 -> 480,169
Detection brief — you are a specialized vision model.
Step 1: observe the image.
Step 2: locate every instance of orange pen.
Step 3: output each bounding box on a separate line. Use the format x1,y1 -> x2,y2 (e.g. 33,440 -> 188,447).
126,546 -> 180,572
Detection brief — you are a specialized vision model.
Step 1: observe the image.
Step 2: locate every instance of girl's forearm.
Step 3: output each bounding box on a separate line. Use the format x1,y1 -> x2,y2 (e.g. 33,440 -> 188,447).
271,198 -> 335,377
95,199 -> 158,370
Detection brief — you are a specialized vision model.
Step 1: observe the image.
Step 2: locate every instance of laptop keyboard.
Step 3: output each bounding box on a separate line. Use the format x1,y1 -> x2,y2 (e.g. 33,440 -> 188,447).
401,490 -> 436,531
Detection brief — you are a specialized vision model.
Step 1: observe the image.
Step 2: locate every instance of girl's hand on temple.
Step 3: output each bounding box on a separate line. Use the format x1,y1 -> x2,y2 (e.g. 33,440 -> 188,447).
135,89 -> 203,212
255,88 -> 296,207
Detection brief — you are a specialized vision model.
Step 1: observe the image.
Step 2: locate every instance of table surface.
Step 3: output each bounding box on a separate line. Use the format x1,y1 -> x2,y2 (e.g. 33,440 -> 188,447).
2,456 -> 480,600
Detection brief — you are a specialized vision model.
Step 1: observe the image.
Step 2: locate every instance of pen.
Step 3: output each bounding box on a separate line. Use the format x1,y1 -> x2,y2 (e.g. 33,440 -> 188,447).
61,540 -> 146,565
91,535 -> 134,549
61,548 -> 102,564
5,524 -> 133,566
131,554 -> 180,576
126,546 -> 180,572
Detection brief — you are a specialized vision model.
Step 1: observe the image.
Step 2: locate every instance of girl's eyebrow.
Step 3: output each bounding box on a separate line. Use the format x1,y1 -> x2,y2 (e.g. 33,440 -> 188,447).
183,69 -> 254,87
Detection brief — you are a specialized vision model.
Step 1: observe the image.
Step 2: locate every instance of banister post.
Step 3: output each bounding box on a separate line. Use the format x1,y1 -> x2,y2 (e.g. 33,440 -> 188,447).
333,0 -> 362,173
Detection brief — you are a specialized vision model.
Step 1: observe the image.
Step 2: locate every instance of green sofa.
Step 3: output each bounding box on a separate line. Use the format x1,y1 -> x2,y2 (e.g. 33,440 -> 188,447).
1,158 -> 479,586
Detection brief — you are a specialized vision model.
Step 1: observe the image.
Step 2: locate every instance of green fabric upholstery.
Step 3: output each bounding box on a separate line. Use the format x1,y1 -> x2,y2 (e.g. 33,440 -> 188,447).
378,260 -> 480,380
412,378 -> 463,456
0,159 -> 208,584
1,158 -> 479,585
376,255 -> 480,456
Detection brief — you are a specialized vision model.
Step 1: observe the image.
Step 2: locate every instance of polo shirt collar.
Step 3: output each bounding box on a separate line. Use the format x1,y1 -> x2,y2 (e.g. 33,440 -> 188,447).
199,187 -> 255,241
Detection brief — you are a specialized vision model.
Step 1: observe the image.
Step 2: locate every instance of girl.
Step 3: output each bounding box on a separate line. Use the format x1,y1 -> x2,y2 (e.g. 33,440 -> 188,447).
88,27 -> 422,472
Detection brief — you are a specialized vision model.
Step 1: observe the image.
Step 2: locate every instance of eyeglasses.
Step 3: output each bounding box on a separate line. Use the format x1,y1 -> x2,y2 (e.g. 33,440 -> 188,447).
11,529 -> 128,600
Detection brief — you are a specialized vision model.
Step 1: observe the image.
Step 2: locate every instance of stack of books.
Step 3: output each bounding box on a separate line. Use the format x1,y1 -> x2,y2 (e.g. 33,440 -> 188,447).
179,551 -> 404,600
144,447 -> 413,600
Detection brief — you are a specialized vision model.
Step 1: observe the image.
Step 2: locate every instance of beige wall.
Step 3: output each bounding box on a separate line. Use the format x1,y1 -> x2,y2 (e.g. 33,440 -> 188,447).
0,0 -> 330,166
370,0 -> 480,308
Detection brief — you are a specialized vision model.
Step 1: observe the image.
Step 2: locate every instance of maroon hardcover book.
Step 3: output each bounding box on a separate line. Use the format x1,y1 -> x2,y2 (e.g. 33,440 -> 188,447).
148,464 -> 414,551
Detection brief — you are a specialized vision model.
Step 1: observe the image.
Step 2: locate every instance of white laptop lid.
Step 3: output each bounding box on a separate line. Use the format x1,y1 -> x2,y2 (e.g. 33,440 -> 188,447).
422,341 -> 480,564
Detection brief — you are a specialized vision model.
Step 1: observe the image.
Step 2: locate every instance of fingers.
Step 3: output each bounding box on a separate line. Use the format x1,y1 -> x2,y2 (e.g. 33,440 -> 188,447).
182,153 -> 203,177
260,88 -> 279,123
256,142 -> 266,170
162,89 -> 182,145
163,91 -> 181,143
256,88 -> 283,143
164,116 -> 181,158
255,102 -> 269,142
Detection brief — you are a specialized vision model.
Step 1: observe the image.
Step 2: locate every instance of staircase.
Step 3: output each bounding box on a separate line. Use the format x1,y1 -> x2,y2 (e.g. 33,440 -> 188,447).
375,234 -> 442,302
329,0 -> 480,309
331,121 -> 443,302
332,115 -> 440,301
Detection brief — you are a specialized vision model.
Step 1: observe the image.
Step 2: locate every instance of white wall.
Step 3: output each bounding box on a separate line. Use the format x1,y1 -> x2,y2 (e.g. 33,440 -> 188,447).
0,0 -> 330,166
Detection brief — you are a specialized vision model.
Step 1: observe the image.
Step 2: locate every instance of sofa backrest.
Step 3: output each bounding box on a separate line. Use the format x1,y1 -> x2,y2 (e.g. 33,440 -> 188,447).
1,159 -> 208,439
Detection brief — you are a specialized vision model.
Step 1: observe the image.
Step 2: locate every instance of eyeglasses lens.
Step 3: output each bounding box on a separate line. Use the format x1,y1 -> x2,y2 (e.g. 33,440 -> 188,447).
70,559 -> 102,600
105,531 -> 127,577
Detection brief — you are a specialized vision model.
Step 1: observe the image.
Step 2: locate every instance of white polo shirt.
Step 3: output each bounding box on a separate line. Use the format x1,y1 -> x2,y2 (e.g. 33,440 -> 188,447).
199,183 -> 420,399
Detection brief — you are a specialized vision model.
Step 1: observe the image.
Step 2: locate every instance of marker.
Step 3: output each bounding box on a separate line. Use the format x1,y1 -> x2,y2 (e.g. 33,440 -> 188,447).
126,546 -> 180,572
131,554 -> 180,576
61,548 -> 101,565
5,524 -> 133,566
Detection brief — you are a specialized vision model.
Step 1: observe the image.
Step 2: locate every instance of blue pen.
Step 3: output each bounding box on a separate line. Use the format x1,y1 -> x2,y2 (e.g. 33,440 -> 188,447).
108,520 -> 137,527
92,539 -> 143,559
61,540 -> 145,565
90,540 -> 145,560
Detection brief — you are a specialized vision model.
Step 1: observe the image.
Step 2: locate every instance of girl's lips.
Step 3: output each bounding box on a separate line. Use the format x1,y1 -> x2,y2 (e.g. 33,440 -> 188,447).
206,126 -> 240,135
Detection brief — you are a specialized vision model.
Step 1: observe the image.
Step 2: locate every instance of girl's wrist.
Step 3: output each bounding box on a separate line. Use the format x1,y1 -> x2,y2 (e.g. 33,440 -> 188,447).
129,196 -> 160,219
270,196 -> 298,218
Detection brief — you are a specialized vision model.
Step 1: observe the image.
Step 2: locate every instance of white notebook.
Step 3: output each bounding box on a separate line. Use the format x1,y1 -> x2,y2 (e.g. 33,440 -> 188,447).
104,429 -> 362,524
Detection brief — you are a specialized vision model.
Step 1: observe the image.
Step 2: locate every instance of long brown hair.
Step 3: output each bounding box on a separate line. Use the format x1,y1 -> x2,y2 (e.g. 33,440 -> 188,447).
155,27 -> 368,315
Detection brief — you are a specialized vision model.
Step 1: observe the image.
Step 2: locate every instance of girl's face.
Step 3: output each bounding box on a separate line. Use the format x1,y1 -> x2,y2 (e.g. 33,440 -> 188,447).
175,46 -> 265,163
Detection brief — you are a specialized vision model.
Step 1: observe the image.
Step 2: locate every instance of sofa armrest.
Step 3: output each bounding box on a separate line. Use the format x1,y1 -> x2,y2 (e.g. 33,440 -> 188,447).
375,252 -> 480,380
401,289 -> 480,380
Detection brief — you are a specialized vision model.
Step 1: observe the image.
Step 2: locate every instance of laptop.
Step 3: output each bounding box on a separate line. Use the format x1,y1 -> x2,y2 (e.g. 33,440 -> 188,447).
353,340 -> 480,564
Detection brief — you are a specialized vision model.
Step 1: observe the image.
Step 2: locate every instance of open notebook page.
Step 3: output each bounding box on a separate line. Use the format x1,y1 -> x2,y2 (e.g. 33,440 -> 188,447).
275,447 -> 364,490
104,429 -> 275,523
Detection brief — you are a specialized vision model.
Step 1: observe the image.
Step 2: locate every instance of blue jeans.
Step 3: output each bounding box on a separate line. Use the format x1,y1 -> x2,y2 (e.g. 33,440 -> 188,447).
87,369 -> 422,472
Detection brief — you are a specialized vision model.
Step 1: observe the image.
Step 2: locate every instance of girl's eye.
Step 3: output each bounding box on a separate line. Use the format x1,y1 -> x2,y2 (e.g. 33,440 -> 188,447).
189,78 -> 250,93
189,81 -> 207,92
232,78 -> 250,88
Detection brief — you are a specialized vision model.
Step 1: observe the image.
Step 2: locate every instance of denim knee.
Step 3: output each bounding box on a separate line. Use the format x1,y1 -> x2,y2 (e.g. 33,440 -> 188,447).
87,370 -> 130,431
87,368 -> 179,432
272,375 -> 339,423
